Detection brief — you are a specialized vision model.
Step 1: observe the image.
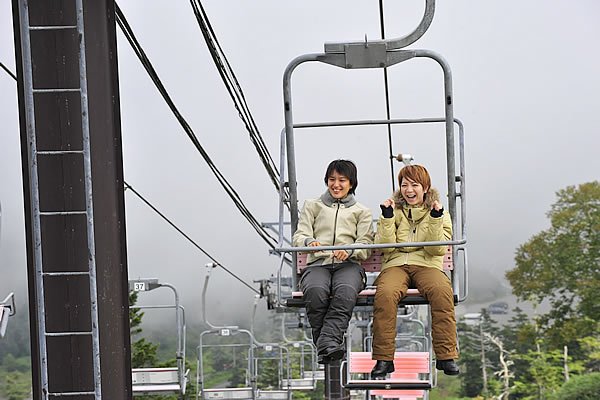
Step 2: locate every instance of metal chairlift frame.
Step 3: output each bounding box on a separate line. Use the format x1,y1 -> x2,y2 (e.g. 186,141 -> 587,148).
251,345 -> 292,399
250,296 -> 294,399
129,278 -> 189,398
198,264 -> 257,399
279,311 -> 322,382
352,306 -> 433,398
342,318 -> 435,392
272,0 -> 468,308
363,308 -> 429,353
266,2 -> 466,396
197,329 -> 256,400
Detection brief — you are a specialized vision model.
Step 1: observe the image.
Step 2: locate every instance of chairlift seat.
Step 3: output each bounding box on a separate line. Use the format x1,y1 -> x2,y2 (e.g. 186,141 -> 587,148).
287,247 -> 454,307
342,351 -> 431,390
256,389 -> 290,399
281,377 -> 315,390
203,387 -> 255,399
132,367 -> 188,395
370,389 -> 423,399
302,369 -> 325,380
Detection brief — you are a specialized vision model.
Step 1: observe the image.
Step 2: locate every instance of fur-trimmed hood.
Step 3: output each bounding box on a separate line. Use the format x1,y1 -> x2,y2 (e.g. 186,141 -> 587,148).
376,185 -> 452,271
392,187 -> 441,209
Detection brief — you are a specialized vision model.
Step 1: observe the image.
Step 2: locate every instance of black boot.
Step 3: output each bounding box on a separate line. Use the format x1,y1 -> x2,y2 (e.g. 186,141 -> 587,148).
370,360 -> 395,380
436,359 -> 460,375
318,344 -> 345,362
317,354 -> 330,364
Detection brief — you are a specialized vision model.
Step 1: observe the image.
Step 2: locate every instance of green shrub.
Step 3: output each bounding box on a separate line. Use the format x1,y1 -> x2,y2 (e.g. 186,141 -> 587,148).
552,372 -> 600,400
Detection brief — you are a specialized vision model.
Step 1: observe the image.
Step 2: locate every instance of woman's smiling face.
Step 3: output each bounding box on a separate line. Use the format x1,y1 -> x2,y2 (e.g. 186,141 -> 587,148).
327,171 -> 352,199
400,177 -> 426,206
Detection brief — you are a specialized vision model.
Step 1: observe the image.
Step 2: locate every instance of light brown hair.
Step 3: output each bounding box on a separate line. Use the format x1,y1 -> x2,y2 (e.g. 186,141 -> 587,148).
398,165 -> 431,192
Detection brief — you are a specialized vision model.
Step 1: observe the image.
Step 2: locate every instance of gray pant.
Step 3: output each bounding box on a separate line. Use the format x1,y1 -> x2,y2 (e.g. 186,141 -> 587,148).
299,262 -> 366,352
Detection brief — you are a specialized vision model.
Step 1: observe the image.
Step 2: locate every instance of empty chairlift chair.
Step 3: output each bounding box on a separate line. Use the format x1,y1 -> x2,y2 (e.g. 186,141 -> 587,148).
197,326 -> 257,399
197,265 -> 257,399
252,344 -> 290,399
279,311 -> 324,384
129,279 -> 189,398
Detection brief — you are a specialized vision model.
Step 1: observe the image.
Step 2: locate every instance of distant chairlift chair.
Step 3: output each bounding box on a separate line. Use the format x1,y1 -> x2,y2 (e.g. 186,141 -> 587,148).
197,263 -> 257,400
129,279 -> 189,398
279,310 -> 324,386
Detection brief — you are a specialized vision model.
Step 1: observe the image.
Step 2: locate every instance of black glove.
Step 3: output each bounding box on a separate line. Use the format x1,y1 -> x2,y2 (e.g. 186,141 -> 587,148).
380,204 -> 394,218
430,207 -> 444,218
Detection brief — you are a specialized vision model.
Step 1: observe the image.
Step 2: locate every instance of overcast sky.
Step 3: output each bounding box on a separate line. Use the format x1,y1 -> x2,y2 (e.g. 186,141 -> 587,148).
1,1 -> 600,328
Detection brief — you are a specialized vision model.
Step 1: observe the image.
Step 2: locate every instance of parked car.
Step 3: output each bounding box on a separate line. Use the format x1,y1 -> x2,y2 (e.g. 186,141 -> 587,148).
487,301 -> 509,315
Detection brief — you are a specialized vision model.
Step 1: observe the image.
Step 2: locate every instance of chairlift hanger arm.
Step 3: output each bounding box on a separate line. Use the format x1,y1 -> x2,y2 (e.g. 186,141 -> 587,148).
324,0 -> 435,53
1,293 -> 16,316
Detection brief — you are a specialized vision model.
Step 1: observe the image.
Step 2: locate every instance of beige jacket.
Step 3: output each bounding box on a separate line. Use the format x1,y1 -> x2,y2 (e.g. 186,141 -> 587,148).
293,191 -> 374,266
376,187 -> 452,271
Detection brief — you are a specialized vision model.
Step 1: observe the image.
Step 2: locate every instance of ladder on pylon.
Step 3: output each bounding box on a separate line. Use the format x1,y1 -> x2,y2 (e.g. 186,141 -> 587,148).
17,0 -> 102,398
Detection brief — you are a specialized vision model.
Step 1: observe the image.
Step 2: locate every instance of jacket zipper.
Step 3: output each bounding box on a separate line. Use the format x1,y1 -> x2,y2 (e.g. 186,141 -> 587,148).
404,210 -> 416,265
331,200 -> 340,266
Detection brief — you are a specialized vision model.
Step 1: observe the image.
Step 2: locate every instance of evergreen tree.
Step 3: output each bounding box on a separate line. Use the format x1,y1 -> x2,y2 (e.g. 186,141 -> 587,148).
129,291 -> 159,368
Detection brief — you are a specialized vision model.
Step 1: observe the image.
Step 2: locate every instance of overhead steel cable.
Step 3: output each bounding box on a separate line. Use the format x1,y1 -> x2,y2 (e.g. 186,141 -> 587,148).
188,0 -> 286,201
378,0 -> 397,191
115,4 -> 279,249
2,60 -> 267,293
0,61 -> 17,81
124,182 -> 261,295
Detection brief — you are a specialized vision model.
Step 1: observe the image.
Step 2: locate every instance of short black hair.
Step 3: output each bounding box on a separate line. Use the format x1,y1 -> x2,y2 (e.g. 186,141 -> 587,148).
324,159 -> 358,194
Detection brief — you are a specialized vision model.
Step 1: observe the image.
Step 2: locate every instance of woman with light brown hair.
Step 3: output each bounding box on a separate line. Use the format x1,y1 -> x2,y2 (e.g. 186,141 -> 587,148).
370,164 -> 459,378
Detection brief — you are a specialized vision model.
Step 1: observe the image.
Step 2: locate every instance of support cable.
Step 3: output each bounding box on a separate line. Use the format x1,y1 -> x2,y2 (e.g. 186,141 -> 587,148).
379,0 -> 397,191
0,61 -> 17,81
125,181 -> 261,296
189,0 -> 286,201
115,4 -> 279,249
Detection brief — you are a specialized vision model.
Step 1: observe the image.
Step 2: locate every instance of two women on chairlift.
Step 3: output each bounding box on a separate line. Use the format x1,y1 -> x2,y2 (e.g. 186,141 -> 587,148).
294,161 -> 459,376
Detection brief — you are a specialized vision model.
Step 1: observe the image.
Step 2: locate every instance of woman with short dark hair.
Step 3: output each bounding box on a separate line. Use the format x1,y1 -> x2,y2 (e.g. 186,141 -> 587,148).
293,159 -> 374,363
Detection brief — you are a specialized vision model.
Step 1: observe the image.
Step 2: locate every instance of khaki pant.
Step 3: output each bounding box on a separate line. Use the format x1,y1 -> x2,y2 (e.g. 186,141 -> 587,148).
371,265 -> 458,361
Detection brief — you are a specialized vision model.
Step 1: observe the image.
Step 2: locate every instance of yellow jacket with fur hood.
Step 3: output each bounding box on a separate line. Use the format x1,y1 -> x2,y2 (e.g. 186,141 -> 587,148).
376,187 -> 452,271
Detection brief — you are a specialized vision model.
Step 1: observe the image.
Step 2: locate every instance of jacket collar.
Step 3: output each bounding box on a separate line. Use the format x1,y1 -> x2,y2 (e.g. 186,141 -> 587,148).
320,191 -> 357,207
